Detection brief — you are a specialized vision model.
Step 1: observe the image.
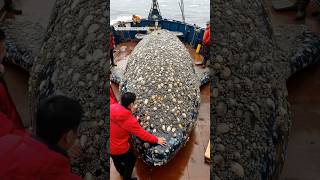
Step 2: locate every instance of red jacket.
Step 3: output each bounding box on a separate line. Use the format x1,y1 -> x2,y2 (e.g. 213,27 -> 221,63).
0,133 -> 82,180
0,112 -> 25,137
202,27 -> 211,46
110,86 -> 118,105
109,32 -> 115,49
110,104 -> 158,155
0,78 -> 24,131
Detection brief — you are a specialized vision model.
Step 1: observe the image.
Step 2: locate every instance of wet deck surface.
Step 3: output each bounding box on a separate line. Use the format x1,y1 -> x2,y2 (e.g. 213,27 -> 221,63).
267,1 -> 320,179
110,41 -> 210,180
281,63 -> 320,180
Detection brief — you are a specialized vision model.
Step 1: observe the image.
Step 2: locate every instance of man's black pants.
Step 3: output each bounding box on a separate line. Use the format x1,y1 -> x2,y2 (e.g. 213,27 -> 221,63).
111,149 -> 136,180
202,44 -> 210,65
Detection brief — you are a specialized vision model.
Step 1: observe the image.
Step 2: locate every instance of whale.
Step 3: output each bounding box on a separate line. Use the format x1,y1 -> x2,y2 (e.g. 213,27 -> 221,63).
213,0 -> 320,179
119,30 -> 201,166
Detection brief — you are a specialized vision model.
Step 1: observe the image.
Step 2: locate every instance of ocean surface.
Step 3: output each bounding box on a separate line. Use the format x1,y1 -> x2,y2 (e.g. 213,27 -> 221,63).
110,0 -> 210,27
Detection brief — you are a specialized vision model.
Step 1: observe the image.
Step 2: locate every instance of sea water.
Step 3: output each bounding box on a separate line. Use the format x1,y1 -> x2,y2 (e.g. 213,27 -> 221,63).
110,0 -> 210,28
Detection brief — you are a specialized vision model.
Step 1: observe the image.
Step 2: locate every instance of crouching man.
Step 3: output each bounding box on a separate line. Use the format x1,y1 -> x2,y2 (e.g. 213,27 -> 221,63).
0,95 -> 83,179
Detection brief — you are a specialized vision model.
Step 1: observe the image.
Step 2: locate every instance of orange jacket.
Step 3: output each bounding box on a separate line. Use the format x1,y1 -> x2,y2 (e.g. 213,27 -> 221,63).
202,27 -> 211,46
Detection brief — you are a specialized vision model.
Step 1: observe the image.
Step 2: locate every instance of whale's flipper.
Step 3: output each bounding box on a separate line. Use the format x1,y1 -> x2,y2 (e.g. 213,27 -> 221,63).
274,24 -> 320,77
195,66 -> 210,86
110,59 -> 127,84
289,31 -> 320,74
272,0 -> 297,11
1,17 -> 45,71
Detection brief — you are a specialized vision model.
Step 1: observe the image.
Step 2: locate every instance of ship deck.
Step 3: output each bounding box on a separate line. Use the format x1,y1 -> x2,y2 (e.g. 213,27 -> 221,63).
110,41 -> 211,180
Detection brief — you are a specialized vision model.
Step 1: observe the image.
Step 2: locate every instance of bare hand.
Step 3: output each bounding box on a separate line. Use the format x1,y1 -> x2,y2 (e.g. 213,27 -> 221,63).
157,137 -> 167,146
68,142 -> 81,159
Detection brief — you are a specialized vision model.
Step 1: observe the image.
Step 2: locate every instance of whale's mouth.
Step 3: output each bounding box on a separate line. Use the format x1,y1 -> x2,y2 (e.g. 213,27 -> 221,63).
130,109 -> 200,166
131,128 -> 189,166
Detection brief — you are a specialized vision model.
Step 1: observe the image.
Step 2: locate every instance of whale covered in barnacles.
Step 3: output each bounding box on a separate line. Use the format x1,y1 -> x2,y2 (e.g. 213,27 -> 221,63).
117,30 -> 201,166
213,0 -> 320,179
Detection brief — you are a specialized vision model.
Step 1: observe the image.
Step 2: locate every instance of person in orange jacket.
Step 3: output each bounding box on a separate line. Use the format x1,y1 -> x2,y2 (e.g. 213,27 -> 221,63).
132,15 -> 141,27
201,21 -> 211,68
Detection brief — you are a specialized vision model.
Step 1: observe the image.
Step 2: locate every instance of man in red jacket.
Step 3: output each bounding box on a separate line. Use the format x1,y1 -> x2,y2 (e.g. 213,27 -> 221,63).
0,95 -> 83,180
110,92 -> 166,180
0,29 -> 24,133
201,21 -> 211,68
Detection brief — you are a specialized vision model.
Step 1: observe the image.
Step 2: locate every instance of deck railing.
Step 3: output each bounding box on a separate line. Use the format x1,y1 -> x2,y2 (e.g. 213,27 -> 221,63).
112,19 -> 205,52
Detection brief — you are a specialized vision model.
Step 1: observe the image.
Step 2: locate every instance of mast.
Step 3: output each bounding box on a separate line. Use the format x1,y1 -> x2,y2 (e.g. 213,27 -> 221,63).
178,0 -> 185,23
148,0 -> 162,21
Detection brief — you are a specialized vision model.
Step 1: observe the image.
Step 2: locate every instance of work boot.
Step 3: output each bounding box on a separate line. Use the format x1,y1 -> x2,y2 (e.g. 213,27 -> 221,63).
295,0 -> 310,20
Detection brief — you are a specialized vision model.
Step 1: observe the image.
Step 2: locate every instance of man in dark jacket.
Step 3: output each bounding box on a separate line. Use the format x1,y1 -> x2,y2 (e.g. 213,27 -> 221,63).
0,95 -> 83,179
110,92 -> 166,180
